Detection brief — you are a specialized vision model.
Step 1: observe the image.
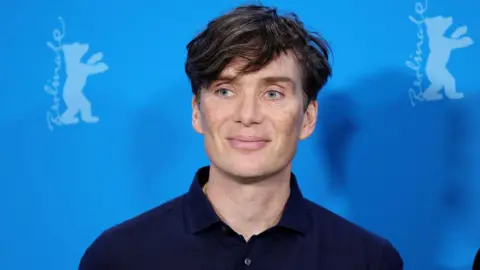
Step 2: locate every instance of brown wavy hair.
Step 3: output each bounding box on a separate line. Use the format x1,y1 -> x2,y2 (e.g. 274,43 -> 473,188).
185,4 -> 332,106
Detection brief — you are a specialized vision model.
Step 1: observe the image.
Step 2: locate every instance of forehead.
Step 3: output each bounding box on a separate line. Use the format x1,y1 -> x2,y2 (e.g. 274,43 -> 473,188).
219,52 -> 302,85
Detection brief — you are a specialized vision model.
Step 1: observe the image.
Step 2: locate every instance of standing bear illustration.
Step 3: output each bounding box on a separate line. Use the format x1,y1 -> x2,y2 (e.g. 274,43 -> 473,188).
423,16 -> 473,101
60,42 -> 108,124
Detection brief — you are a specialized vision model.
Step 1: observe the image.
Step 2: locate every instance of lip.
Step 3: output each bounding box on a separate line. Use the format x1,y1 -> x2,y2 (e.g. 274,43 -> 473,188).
227,136 -> 270,151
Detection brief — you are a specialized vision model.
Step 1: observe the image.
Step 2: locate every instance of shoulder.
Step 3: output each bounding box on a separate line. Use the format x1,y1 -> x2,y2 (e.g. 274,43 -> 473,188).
304,199 -> 404,269
78,194 -> 186,269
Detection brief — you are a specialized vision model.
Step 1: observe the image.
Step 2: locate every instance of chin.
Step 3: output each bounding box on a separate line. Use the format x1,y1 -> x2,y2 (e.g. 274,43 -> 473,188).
217,160 -> 281,181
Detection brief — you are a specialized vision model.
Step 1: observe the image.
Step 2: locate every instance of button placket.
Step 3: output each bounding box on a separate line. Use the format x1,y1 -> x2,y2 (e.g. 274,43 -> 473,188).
241,235 -> 258,267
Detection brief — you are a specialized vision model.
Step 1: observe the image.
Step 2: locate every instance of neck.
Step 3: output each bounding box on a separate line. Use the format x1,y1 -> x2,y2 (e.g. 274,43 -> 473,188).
204,165 -> 292,241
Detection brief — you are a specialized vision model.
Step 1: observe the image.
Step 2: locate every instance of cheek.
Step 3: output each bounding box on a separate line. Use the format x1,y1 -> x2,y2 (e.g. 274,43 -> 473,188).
269,109 -> 304,138
201,100 -> 231,134
264,97 -> 304,130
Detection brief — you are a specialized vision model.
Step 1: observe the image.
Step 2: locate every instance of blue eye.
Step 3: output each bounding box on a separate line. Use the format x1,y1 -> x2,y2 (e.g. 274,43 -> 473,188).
265,90 -> 283,100
215,88 -> 234,97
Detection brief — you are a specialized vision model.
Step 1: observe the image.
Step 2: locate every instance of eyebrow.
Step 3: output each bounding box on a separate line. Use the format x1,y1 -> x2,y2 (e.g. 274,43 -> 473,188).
261,76 -> 296,88
214,75 -> 296,88
215,74 -> 237,83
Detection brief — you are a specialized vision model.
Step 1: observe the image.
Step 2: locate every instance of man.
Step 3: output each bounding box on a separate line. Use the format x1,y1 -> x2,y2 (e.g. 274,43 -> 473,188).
79,4 -> 404,270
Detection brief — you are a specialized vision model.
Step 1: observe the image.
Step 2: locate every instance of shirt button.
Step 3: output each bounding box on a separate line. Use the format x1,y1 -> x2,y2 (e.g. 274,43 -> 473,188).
244,258 -> 251,266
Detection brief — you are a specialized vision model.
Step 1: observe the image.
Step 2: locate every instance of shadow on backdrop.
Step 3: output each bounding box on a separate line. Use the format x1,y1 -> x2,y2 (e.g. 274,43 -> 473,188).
319,68 -> 479,270
436,94 -> 479,270
315,92 -> 360,218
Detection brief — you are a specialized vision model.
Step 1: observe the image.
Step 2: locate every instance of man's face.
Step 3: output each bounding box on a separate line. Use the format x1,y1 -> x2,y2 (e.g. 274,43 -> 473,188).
192,52 -> 318,180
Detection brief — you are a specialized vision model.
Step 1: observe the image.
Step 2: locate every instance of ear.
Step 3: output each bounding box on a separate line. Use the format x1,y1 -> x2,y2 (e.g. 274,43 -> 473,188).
298,100 -> 318,140
192,95 -> 204,134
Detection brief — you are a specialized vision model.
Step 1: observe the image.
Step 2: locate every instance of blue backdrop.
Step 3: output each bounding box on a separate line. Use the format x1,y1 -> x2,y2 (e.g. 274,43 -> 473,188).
1,0 -> 479,269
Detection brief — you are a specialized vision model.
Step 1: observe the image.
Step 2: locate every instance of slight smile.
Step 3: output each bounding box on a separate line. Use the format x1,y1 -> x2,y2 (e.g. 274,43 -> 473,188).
227,136 -> 271,151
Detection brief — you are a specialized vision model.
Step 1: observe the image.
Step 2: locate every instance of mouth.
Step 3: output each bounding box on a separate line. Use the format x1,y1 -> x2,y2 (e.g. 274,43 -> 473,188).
227,136 -> 271,151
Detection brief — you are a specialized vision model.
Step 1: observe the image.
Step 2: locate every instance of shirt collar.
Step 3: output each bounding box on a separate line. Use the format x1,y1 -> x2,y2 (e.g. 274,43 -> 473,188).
183,166 -> 309,235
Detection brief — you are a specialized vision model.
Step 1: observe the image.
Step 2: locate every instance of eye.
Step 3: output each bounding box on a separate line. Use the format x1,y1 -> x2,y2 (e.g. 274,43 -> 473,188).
214,88 -> 235,97
264,90 -> 284,100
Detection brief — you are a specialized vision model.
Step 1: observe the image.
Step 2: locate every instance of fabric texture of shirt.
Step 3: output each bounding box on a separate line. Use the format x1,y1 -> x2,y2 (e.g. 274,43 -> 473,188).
79,166 -> 404,270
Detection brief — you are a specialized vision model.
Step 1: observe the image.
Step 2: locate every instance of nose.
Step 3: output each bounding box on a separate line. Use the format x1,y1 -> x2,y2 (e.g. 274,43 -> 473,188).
232,94 -> 263,126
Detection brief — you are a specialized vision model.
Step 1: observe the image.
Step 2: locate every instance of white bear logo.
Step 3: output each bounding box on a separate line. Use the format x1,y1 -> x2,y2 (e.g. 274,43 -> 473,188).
59,43 -> 108,124
422,16 -> 474,101
44,17 -> 108,130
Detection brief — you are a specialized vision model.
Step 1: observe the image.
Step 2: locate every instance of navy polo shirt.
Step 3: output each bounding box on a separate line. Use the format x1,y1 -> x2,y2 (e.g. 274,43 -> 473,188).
79,166 -> 404,270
